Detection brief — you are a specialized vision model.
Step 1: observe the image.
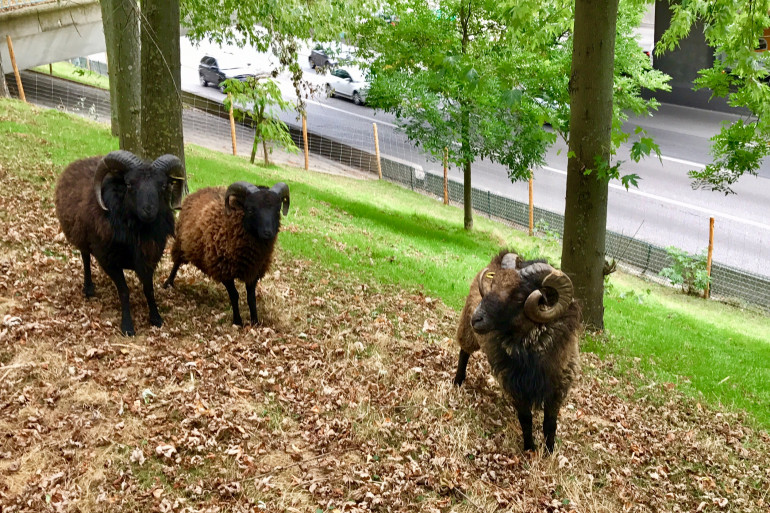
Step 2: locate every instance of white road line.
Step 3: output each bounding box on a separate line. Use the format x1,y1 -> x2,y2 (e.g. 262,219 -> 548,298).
540,166 -> 770,231
306,99 -> 398,128
660,155 -> 706,169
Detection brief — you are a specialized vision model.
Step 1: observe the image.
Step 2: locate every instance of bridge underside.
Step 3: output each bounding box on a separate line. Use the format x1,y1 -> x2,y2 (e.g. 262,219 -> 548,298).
0,0 -> 103,72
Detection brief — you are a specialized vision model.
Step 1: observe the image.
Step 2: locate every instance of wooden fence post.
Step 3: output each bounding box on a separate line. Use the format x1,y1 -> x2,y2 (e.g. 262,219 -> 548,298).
705,216 -> 714,299
228,93 -> 237,155
302,114 -> 309,171
6,35 -> 25,103
443,147 -> 448,205
528,170 -> 534,236
373,122 -> 382,179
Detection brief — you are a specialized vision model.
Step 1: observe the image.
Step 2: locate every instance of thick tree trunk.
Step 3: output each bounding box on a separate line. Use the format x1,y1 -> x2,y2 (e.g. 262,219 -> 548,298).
99,1 -> 119,136
141,0 -> 185,170
101,0 -> 141,151
262,139 -> 269,166
561,0 -> 619,330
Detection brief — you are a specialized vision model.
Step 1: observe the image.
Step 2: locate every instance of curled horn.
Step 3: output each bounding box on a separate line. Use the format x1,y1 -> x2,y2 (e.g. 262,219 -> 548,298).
520,263 -> 573,323
224,181 -> 259,213
477,267 -> 492,297
270,182 -> 290,216
152,154 -> 186,210
93,150 -> 144,211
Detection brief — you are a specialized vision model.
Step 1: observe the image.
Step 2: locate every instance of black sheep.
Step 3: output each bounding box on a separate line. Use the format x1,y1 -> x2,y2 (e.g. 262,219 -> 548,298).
54,150 -> 185,336
455,250 -> 581,452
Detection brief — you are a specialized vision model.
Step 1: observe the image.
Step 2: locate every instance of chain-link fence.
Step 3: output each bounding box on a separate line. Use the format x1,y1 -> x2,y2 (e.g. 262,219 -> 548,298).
7,70 -> 770,311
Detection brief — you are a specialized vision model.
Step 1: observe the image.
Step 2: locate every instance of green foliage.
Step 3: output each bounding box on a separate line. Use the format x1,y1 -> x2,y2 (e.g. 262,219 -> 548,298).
357,0 -> 555,184
222,77 -> 297,165
689,120 -> 768,195
658,0 -> 770,192
659,246 -> 711,296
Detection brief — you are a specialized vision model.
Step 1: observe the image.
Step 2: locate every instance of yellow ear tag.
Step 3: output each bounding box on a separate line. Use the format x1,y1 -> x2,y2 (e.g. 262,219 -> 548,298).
485,272 -> 495,279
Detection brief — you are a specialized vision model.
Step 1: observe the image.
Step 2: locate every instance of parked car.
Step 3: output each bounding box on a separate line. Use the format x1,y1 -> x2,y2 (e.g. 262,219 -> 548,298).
325,66 -> 370,105
198,54 -> 257,93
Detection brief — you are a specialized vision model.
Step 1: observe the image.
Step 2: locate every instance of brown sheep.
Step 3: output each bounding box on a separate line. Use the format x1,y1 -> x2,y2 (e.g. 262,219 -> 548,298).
163,181 -> 289,326
454,250 -> 581,453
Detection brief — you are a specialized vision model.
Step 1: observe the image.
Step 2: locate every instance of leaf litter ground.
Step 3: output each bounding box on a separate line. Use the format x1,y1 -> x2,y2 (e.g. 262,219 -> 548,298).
1,145 -> 769,513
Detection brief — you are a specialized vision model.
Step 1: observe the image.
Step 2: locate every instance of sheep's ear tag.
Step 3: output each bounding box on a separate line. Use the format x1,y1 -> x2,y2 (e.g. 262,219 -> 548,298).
485,272 -> 495,279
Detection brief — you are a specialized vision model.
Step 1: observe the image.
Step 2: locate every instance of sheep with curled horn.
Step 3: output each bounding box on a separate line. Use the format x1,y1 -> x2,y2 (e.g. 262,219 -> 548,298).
454,250 -> 581,453
163,181 -> 290,326
54,150 -> 186,336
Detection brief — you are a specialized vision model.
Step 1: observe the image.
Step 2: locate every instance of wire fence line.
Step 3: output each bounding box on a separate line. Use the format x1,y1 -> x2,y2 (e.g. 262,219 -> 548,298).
6,70 -> 770,311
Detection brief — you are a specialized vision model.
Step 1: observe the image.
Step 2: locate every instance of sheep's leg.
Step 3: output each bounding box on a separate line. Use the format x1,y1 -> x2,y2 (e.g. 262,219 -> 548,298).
136,268 -> 162,328
104,266 -> 135,336
543,402 -> 560,454
81,251 -> 95,298
246,280 -> 259,325
223,280 -> 243,326
163,260 -> 182,289
453,349 -> 471,386
517,407 -> 536,452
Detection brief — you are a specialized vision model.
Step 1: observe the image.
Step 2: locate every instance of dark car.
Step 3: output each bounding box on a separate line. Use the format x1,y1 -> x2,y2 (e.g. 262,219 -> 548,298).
308,42 -> 355,70
308,44 -> 337,70
198,54 -> 257,93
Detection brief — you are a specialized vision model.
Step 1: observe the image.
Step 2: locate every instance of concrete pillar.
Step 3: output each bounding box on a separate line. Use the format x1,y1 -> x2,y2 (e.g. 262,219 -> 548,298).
652,0 -> 735,113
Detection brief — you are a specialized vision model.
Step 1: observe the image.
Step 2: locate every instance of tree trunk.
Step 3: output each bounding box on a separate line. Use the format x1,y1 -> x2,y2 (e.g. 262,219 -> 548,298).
0,57 -> 9,98
250,135 -> 258,164
461,107 -> 473,230
262,139 -> 269,166
141,0 -> 185,171
561,0 -> 619,330
99,1 -> 119,136
102,0 -> 141,152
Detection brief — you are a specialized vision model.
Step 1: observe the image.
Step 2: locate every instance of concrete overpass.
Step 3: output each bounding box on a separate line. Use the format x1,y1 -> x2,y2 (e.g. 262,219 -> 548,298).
0,0 -> 103,72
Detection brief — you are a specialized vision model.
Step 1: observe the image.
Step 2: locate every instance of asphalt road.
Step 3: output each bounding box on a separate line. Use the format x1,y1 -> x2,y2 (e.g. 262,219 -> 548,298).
178,39 -> 770,277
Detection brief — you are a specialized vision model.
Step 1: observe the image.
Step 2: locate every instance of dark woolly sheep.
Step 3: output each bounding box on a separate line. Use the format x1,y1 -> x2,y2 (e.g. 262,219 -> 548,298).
454,250 -> 581,453
163,181 -> 290,326
54,150 -> 185,336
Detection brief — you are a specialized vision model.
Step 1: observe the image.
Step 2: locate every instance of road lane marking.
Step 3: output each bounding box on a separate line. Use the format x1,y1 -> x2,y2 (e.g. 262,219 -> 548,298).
660,155 -> 706,168
540,166 -> 770,231
306,99 -> 398,128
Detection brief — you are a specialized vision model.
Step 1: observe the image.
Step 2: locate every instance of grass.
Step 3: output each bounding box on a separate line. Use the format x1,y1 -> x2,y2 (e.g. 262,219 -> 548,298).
2,97 -> 770,511
31,61 -> 110,90
2,96 -> 768,428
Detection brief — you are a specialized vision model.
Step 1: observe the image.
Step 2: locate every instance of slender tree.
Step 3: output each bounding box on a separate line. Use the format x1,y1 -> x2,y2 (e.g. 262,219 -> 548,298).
223,77 -> 297,166
360,0 -> 555,230
141,0 -> 185,169
100,0 -> 141,153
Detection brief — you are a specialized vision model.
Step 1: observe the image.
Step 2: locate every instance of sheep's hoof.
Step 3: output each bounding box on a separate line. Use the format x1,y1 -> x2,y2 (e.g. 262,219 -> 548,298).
232,317 -> 243,327
83,284 -> 95,298
121,324 -> 136,337
452,373 -> 466,387
162,279 -> 174,289
150,314 -> 163,328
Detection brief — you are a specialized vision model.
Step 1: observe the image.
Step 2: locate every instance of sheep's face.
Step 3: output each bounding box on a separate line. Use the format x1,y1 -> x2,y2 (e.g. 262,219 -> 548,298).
242,191 -> 282,240
120,169 -> 171,224
471,268 -> 521,335
472,264 -> 561,335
